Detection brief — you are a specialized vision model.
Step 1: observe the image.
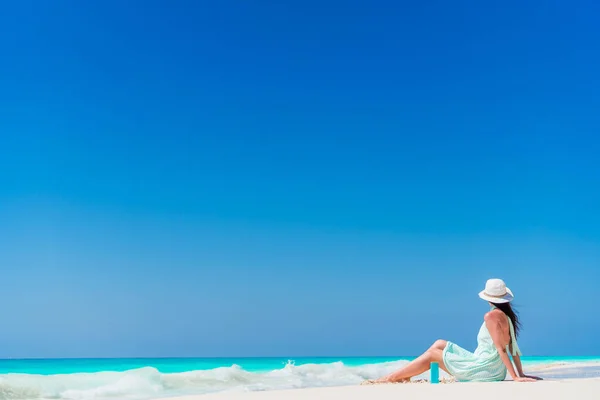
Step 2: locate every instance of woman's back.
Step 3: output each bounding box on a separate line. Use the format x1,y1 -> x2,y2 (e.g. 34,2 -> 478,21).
479,309 -> 510,350
474,320 -> 501,358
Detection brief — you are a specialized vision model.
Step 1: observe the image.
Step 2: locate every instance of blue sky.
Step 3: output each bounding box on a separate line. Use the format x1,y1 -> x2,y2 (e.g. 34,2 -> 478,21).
1,0 -> 599,358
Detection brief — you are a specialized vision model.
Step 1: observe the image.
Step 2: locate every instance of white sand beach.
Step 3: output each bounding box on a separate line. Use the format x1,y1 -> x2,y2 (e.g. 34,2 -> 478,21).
167,377 -> 600,400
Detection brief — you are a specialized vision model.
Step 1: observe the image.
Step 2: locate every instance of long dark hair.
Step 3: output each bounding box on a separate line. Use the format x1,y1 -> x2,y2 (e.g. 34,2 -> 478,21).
491,302 -> 521,339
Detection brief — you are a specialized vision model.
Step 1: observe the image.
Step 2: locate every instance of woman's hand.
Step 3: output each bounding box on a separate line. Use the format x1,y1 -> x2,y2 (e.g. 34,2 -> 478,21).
514,376 -> 538,382
522,375 -> 543,380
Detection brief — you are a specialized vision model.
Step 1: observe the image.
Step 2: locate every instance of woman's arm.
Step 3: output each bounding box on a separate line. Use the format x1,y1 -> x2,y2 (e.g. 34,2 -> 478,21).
511,352 -> 525,377
485,312 -> 536,382
511,338 -> 543,380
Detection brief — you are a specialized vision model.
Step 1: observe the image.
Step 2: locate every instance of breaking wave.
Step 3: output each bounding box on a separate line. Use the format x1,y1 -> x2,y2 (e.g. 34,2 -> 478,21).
0,360 -> 416,400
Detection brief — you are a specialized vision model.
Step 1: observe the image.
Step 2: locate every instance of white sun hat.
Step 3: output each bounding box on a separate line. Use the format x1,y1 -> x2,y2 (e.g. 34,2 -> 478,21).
478,278 -> 514,303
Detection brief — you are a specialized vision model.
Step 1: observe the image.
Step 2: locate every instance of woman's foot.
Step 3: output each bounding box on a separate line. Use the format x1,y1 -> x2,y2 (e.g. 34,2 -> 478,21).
360,378 -> 410,385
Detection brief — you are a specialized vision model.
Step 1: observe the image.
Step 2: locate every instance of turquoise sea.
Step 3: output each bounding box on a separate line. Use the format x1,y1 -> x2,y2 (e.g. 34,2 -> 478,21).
0,356 -> 598,400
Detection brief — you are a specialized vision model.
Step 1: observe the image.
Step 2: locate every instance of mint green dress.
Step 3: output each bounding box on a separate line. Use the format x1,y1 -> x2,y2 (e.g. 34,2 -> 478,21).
442,311 -> 521,382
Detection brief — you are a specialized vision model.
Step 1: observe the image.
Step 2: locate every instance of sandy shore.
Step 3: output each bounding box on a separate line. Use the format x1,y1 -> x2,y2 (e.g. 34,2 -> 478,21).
167,378 -> 600,400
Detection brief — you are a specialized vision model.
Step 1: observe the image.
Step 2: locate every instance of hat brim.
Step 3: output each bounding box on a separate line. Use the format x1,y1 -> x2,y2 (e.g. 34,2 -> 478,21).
478,287 -> 514,303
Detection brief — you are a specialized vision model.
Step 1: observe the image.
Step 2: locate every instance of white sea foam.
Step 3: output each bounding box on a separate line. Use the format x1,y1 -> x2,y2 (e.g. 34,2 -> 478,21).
0,360 -> 414,400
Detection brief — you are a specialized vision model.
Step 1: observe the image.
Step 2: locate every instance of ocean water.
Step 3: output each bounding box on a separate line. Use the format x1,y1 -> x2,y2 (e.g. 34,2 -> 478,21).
0,356 -> 598,400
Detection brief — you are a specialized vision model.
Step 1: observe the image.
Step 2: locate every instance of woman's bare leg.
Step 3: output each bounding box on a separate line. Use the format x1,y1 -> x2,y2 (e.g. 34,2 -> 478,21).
375,340 -> 449,383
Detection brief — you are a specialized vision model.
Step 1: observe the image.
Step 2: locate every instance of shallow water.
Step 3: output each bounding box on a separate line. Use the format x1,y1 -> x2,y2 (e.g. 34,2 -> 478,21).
0,357 -> 597,400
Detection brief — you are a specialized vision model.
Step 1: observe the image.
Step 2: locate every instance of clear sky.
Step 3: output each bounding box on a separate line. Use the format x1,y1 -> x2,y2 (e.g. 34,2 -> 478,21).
1,1 -> 599,358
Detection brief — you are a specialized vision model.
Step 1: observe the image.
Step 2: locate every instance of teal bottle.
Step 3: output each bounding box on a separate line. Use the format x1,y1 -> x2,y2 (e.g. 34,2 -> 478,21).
430,362 -> 439,384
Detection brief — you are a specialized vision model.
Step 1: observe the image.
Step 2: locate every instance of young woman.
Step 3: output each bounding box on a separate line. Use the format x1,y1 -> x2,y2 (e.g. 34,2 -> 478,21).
368,279 -> 540,383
